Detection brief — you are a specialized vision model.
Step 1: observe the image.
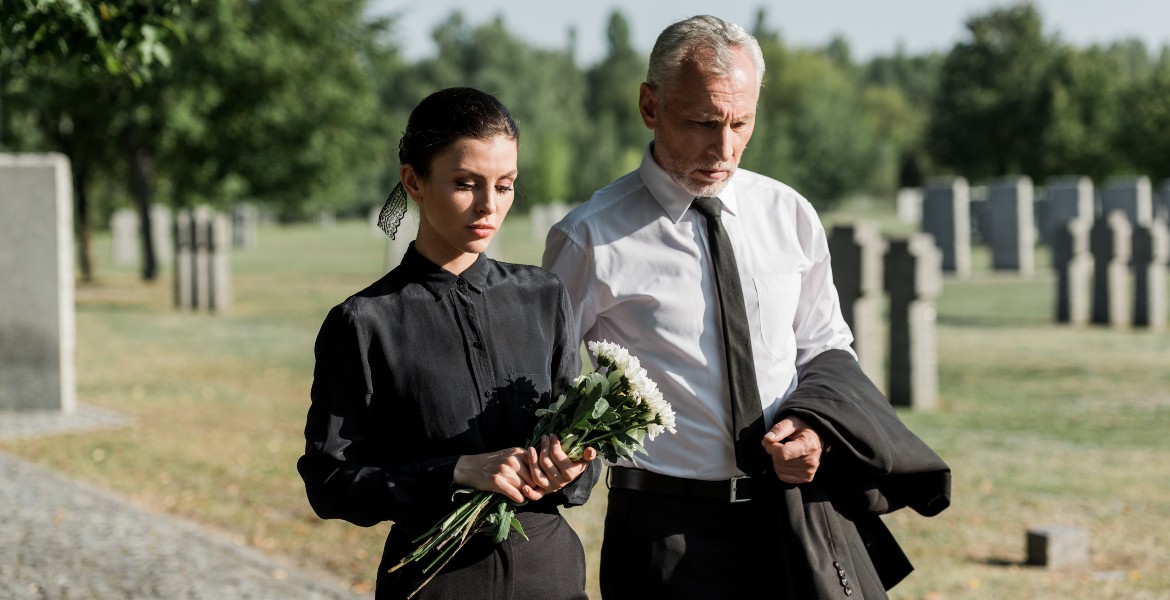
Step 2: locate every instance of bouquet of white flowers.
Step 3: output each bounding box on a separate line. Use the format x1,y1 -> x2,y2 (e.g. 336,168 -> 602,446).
388,340 -> 676,597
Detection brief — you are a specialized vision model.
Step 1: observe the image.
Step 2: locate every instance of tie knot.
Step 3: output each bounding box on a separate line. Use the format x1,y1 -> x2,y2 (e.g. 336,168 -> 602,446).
692,197 -> 722,220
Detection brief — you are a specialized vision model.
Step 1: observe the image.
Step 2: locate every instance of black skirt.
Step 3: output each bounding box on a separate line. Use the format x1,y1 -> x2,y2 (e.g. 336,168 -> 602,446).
376,508 -> 588,600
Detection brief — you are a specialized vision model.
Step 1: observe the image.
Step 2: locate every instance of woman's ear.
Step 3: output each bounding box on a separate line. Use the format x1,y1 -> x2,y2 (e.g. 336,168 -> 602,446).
400,164 -> 423,203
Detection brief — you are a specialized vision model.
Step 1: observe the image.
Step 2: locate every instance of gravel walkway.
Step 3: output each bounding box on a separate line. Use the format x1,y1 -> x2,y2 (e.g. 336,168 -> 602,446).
0,408 -> 367,600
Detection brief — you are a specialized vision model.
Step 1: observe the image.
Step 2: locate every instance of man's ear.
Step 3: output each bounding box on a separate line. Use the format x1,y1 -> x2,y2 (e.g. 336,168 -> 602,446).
400,164 -> 423,203
638,83 -> 657,129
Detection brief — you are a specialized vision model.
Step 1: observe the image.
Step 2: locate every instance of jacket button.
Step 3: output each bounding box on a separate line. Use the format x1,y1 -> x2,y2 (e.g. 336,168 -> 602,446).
843,586 -> 852,596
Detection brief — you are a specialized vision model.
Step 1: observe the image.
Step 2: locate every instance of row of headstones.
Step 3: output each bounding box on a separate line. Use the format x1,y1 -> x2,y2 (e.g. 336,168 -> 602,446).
901,175 -> 1170,278
1054,213 -> 1169,330
110,203 -> 260,268
829,223 -> 942,411
173,206 -> 232,314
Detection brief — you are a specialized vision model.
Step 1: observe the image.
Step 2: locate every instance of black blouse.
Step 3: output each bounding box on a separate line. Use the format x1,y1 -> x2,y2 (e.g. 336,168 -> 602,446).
298,244 -> 598,535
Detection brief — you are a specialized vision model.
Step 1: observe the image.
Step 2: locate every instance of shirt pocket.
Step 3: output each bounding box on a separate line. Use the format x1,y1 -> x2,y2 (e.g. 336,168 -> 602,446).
752,273 -> 801,360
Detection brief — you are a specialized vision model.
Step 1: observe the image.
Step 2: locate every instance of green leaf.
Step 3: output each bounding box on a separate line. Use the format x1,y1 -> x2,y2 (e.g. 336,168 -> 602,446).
510,517 -> 528,541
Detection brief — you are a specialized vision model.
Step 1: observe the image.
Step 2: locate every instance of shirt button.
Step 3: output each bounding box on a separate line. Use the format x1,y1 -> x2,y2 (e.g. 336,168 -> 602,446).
472,341 -> 482,349
483,390 -> 494,398
456,278 -> 466,287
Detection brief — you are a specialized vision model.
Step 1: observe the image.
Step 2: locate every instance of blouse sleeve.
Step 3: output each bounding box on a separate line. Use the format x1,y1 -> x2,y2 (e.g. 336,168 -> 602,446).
548,281 -> 601,507
296,303 -> 460,528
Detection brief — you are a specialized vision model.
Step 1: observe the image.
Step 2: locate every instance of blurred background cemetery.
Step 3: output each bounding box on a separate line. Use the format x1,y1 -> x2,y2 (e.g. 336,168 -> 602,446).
2,1 -> 1169,598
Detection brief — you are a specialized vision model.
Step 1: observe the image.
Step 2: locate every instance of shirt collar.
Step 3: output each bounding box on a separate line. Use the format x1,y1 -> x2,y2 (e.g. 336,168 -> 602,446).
400,243 -> 488,300
637,141 -> 741,223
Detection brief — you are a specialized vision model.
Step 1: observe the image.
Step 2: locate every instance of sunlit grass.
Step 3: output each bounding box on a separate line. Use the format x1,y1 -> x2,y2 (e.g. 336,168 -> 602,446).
2,213 -> 1168,599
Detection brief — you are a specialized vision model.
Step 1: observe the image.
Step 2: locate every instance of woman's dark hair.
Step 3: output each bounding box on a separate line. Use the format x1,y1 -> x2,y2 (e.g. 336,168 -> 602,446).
377,87 -> 519,238
398,87 -> 520,177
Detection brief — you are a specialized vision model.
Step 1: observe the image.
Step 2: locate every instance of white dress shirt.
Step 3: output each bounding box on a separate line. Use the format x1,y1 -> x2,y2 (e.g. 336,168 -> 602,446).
542,144 -> 856,480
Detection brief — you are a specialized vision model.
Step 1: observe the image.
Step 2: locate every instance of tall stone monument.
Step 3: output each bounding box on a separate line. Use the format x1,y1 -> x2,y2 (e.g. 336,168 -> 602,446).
1051,218 -> 1092,326
1101,176 -> 1152,228
1043,176 -> 1095,244
829,222 -> 887,390
988,176 -> 1035,276
1090,212 -> 1133,328
1132,220 -> 1169,330
884,233 -> 942,410
922,177 -> 971,277
0,154 -> 77,413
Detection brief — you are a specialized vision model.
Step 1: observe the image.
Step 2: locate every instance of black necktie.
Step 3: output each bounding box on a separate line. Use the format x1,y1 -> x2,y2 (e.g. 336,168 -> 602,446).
692,197 -> 768,477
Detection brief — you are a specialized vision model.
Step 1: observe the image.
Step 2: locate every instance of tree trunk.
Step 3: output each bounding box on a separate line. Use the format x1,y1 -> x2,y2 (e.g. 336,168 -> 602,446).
73,162 -> 93,283
128,145 -> 158,281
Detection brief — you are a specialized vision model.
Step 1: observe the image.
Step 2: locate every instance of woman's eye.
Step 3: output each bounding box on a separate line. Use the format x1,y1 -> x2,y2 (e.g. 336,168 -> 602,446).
455,182 -> 475,191
496,185 -> 514,194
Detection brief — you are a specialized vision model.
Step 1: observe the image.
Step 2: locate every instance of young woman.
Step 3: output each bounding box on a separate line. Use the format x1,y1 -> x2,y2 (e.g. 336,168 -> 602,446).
298,87 -> 598,599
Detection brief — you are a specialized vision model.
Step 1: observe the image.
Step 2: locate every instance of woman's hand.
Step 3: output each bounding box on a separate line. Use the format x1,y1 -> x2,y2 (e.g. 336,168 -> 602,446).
525,435 -> 598,494
453,448 -> 550,504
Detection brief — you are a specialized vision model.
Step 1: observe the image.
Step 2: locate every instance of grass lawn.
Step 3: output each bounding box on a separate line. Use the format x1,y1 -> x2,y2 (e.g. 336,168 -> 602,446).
2,212 -> 1168,599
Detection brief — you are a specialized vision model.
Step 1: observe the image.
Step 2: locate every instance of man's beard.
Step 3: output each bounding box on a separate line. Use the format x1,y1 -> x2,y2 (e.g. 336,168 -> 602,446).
668,165 -> 735,198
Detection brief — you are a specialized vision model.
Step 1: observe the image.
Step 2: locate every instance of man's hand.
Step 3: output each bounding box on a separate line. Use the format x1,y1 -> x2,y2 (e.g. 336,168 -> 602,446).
761,415 -> 823,484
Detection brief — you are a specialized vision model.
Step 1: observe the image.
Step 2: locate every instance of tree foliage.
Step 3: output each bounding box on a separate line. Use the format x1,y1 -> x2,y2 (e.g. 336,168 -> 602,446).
1,0 -> 189,85
5,1 -> 1170,283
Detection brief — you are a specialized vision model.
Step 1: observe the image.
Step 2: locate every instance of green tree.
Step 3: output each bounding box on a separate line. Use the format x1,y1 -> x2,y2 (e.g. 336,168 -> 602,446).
415,12 -> 591,208
926,3 -> 1057,179
1,0 -> 188,85
3,0 -> 391,281
578,10 -> 646,199
1116,48 -> 1170,182
1038,44 -> 1130,181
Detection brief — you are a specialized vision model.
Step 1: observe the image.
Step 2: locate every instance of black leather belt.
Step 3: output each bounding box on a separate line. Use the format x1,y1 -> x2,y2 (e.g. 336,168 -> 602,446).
608,466 -> 754,503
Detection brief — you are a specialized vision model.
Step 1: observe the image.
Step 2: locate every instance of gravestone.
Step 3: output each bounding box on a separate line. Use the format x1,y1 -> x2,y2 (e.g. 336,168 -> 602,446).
896,187 -> 923,224
829,222 -> 887,390
1157,179 -> 1170,223
110,208 -> 139,267
968,185 -> 990,245
884,233 -> 942,410
1101,176 -> 1152,228
1132,220 -> 1169,330
1043,177 -> 1095,244
174,206 -> 231,313
530,202 -> 572,242
922,177 -> 971,277
231,202 -> 259,249
988,176 -> 1035,276
1051,219 -> 1092,326
1026,525 -> 1089,569
0,153 -> 77,413
1090,212 -> 1132,328
151,204 -> 173,265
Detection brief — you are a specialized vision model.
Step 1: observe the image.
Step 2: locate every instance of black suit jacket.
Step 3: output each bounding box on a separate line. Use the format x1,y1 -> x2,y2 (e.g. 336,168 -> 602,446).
764,349 -> 951,599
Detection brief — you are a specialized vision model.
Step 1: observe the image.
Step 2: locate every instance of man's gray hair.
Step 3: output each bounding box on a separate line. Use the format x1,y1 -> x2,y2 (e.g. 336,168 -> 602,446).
646,15 -> 765,93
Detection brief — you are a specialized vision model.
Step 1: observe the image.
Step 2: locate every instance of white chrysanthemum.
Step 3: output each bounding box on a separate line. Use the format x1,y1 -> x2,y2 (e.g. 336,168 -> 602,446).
588,339 -> 631,372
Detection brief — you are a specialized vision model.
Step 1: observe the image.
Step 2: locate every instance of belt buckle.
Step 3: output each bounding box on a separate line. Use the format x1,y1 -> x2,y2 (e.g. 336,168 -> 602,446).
729,475 -> 750,503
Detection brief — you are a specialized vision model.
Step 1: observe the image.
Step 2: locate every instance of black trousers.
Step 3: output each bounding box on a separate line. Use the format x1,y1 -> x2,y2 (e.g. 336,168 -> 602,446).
377,510 -> 587,600
599,486 -> 781,599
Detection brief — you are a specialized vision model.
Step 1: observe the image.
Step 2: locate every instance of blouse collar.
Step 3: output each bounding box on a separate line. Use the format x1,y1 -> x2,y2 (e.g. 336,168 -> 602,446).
399,242 -> 488,300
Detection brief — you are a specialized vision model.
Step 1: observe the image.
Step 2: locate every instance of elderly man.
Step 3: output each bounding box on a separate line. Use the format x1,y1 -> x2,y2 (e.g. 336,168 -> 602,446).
543,14 -> 949,599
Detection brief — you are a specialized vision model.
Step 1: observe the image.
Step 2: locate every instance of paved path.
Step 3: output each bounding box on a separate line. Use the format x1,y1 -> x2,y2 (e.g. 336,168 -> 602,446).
0,408 -> 367,600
